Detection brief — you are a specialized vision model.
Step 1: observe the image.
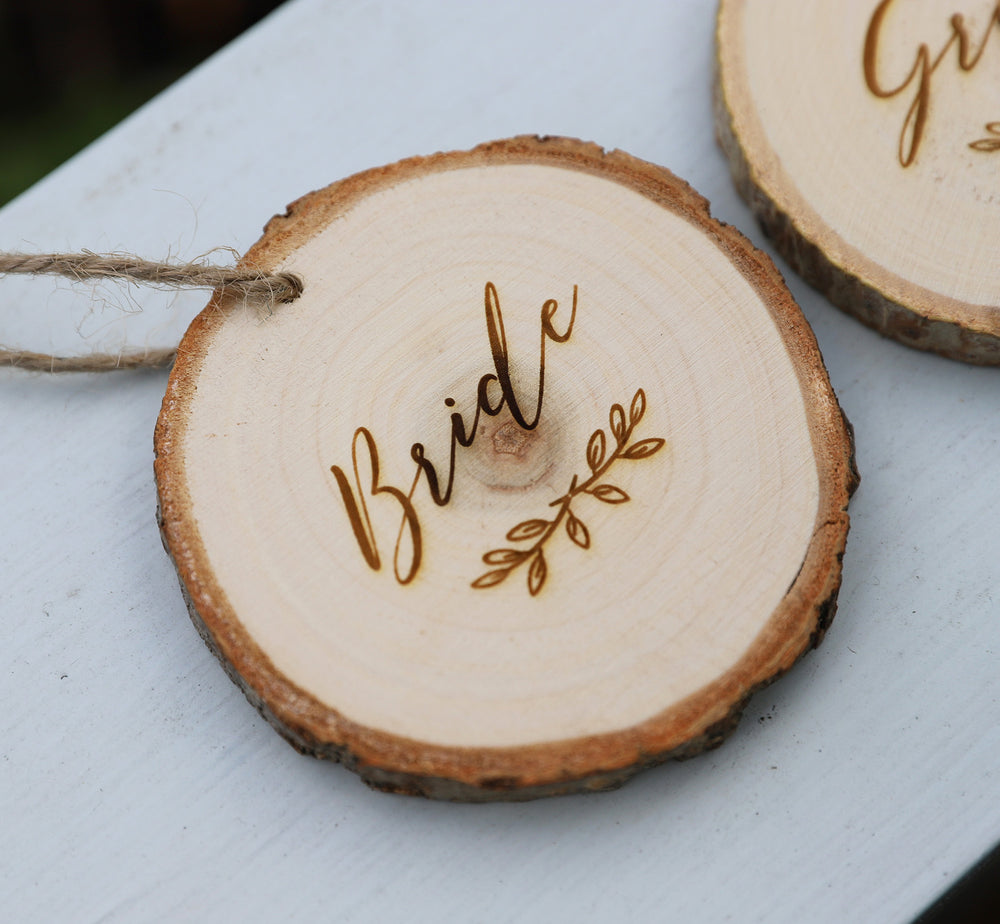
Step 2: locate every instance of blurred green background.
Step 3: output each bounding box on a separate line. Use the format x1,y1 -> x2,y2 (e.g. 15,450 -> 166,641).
0,0 -> 286,206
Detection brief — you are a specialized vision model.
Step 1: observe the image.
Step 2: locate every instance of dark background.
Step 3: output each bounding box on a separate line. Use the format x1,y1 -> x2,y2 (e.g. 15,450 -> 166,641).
0,0 -> 286,205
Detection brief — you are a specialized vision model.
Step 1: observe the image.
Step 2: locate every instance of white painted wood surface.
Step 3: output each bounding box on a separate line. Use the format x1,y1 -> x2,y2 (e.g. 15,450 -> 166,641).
1,0 -> 996,920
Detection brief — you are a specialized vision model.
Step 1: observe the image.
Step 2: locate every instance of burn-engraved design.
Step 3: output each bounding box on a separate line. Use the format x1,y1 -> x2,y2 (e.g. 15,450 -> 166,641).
472,389 -> 665,596
864,0 -> 1000,166
330,282 -> 576,585
330,282 -> 666,595
970,121 -> 1000,151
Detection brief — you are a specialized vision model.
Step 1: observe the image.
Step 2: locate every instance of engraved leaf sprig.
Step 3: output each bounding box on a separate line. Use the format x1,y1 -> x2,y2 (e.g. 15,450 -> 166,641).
970,121 -> 1000,153
472,388 -> 665,596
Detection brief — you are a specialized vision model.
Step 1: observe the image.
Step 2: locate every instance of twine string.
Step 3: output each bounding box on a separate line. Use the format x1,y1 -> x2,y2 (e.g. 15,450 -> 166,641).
0,250 -> 303,373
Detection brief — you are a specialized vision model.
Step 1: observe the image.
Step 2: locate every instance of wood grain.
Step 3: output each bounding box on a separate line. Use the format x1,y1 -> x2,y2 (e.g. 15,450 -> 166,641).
153,136 -> 857,800
715,0 -> 1000,364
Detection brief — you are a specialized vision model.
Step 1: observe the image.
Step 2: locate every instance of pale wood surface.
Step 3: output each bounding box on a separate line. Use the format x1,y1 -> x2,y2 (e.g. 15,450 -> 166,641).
154,139 -> 853,797
1,0 -> 998,918
716,0 -> 1000,363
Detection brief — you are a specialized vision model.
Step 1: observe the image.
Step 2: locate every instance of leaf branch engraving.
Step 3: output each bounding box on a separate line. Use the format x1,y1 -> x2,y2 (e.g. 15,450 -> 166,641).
471,388 -> 665,596
970,122 -> 1000,153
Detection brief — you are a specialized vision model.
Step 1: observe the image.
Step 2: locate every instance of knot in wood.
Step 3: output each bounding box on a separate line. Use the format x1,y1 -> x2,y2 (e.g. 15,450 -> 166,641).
491,421 -> 534,457
459,410 -> 559,492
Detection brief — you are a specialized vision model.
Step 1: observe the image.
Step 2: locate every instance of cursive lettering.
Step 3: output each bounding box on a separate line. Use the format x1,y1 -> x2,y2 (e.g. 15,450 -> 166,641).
330,427 -> 422,584
864,0 -> 1000,166
331,282 -> 577,584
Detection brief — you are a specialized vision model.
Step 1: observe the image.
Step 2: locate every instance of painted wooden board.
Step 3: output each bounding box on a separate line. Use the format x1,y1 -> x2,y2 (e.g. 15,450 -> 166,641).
154,137 -> 857,800
715,0 -> 1000,364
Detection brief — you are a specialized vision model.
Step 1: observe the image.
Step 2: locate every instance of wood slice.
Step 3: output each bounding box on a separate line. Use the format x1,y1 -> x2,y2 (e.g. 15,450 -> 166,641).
715,0 -> 1000,365
153,136 -> 858,801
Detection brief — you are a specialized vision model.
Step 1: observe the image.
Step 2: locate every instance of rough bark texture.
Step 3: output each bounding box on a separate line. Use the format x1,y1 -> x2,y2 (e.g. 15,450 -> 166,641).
156,504 -> 858,801
714,82 -> 1000,365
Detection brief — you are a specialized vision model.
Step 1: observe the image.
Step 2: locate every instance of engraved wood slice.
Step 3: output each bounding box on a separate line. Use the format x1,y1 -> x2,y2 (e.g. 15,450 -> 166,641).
715,0 -> 1000,365
154,136 -> 858,801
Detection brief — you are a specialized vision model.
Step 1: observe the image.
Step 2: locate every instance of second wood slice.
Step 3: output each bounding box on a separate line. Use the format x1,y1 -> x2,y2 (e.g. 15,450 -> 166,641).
154,137 -> 857,800
716,0 -> 1000,364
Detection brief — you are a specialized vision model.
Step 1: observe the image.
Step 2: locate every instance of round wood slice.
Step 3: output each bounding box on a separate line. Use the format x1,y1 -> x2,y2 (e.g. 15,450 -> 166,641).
154,136 -> 858,801
715,0 -> 1000,365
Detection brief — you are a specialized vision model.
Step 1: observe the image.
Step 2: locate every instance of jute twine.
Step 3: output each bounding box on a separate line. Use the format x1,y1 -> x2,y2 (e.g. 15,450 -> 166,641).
0,251 -> 303,372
